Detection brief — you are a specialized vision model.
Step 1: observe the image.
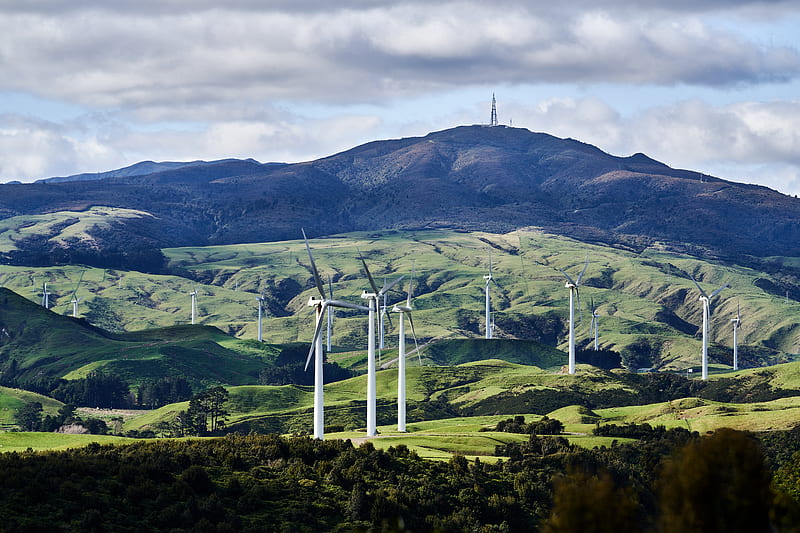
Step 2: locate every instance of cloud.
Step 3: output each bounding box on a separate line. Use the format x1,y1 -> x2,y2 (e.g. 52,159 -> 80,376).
0,2 -> 798,117
505,96 -> 800,195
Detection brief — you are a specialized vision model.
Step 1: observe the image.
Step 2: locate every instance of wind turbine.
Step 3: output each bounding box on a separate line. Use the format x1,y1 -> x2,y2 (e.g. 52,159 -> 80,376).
326,278 -> 334,352
483,251 -> 500,339
379,276 -> 387,351
190,286 -> 198,325
255,292 -> 266,342
731,301 -> 742,371
590,297 -> 600,351
359,252 -> 403,437
68,270 -> 86,319
392,266 -> 422,432
559,256 -> 589,375
41,282 -> 50,309
690,274 -> 729,380
71,295 -> 83,318
302,230 -> 369,440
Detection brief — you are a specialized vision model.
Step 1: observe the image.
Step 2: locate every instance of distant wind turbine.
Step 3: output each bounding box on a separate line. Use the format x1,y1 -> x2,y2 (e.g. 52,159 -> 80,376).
483,251 -> 500,339
41,282 -> 50,309
559,255 -> 589,375
303,230 -> 369,440
590,297 -> 600,351
255,292 -> 266,342
326,278 -> 334,352
190,286 -> 198,325
731,301 -> 742,371
68,270 -> 86,318
359,252 -> 403,437
690,274 -> 729,380
392,265 -> 422,432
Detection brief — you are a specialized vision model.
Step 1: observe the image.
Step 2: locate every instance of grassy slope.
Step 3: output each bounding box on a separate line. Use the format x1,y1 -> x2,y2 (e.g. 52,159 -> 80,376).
0,387 -> 63,428
0,287 -> 278,386
2,228 -> 797,372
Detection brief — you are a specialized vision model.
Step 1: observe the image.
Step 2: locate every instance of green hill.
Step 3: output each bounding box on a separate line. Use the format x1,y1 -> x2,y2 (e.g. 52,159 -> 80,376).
0,287 -> 277,388
1,228 -> 798,374
126,357 -> 800,437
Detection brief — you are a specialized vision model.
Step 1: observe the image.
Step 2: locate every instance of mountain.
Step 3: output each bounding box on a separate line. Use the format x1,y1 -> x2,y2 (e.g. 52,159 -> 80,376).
36,158 -> 272,183
1,125 -> 799,267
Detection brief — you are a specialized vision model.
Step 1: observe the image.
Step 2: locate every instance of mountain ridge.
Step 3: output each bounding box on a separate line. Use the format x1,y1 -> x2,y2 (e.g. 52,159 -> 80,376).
1,125 -> 798,264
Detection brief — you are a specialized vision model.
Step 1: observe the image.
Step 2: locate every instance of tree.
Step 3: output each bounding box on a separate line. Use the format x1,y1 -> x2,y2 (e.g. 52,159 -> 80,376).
184,386 -> 230,436
656,428 -> 772,533
542,467 -> 640,533
15,401 -> 43,431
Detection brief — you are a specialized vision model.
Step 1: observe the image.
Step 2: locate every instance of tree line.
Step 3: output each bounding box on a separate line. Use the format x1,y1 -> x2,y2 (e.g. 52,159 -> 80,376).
0,426 -> 797,531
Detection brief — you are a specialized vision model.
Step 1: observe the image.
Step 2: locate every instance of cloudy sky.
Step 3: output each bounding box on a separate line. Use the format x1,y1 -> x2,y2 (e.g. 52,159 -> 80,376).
1,1 -> 800,194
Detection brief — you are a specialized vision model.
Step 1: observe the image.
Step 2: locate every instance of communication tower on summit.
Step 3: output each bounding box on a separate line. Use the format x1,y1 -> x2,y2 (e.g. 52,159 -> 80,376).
490,94 -> 498,126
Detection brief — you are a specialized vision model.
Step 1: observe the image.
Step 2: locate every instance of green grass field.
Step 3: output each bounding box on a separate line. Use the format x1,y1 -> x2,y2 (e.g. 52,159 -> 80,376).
2,227 -> 798,371
0,432 -> 138,452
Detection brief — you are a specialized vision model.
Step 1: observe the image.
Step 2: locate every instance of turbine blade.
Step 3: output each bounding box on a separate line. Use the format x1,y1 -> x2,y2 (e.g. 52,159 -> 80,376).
328,299 -> 371,312
359,250 -> 380,295
689,274 -> 709,299
301,228 -> 327,300
710,283 -> 729,300
407,312 -> 422,365
304,304 -> 328,371
559,269 -> 577,287
380,275 -> 404,296
576,255 -> 589,285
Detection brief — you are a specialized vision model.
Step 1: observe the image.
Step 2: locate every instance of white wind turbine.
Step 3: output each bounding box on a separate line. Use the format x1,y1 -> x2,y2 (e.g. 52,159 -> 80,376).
690,274 -> 729,380
255,292 -> 266,342
559,256 -> 589,375
590,297 -> 600,351
190,286 -> 198,325
392,267 -> 422,432
731,301 -> 742,371
68,270 -> 86,319
359,252 -> 403,437
303,230 -> 369,440
41,282 -> 51,309
326,278 -> 334,352
483,252 -> 497,339
71,294 -> 83,318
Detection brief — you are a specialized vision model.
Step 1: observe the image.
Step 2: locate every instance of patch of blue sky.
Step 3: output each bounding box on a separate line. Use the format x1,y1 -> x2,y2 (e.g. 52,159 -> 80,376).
0,91 -> 86,122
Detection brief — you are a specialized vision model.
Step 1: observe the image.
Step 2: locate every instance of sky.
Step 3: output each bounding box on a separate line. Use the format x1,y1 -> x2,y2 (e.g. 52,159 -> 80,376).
1,1 -> 800,194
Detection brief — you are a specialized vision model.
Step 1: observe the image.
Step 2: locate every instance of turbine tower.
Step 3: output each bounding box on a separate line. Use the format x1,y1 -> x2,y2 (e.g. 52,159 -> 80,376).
359,253 -> 403,437
190,286 -> 198,325
731,301 -> 742,371
256,293 -> 266,342
483,252 -> 499,339
326,278 -> 334,352
559,256 -> 589,375
590,297 -> 600,351
303,230 -> 369,439
392,267 -> 422,433
71,295 -> 83,318
690,274 -> 729,380
41,282 -> 50,309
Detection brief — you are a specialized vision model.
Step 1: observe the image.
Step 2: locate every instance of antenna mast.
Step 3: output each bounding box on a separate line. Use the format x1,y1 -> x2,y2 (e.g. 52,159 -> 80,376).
490,94 -> 498,126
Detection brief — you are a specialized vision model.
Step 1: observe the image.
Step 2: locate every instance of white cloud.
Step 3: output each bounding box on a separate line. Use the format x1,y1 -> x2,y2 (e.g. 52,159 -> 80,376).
505,96 -> 800,195
0,2 -> 798,115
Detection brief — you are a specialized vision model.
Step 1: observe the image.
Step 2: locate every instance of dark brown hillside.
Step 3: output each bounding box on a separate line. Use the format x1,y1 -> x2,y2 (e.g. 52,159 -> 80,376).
1,125 -> 799,264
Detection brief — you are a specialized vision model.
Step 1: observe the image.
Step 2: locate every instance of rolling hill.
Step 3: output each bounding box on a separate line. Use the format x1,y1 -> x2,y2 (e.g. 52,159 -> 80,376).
0,229 -> 796,372
0,287 -> 278,387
